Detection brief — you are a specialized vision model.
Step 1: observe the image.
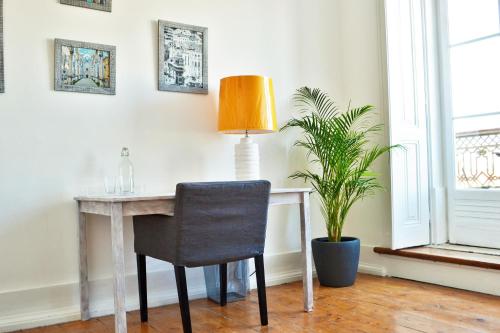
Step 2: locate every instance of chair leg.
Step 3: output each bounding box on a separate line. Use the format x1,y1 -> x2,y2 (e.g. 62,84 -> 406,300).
174,266 -> 192,333
254,254 -> 268,326
219,263 -> 227,306
136,254 -> 148,322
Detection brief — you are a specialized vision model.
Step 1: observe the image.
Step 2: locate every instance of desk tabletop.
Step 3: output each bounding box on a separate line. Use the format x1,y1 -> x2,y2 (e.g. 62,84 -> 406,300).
75,188 -> 312,203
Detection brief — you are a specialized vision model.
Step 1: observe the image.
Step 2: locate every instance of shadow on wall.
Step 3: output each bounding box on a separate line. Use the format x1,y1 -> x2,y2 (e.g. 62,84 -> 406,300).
47,39 -> 55,91
0,199 -> 79,295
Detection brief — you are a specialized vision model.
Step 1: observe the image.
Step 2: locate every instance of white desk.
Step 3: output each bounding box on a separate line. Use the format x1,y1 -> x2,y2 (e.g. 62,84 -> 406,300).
75,188 -> 313,333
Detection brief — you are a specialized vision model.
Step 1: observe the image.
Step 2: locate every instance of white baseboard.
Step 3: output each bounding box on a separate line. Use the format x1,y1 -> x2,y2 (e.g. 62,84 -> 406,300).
358,262 -> 387,276
0,251 -> 305,333
0,307 -> 80,333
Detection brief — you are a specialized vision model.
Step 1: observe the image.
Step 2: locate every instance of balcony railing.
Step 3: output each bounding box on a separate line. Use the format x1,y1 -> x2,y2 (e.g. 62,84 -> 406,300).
456,128 -> 500,189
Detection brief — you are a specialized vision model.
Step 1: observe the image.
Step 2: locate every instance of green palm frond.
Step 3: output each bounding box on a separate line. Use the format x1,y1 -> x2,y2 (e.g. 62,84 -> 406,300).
292,87 -> 339,119
281,87 -> 396,242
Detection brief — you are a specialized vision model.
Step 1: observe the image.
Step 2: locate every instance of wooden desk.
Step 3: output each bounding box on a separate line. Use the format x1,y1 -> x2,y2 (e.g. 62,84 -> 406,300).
75,188 -> 313,333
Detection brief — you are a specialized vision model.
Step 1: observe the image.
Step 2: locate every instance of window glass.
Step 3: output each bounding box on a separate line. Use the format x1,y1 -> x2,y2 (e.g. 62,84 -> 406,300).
447,0 -> 499,45
454,114 -> 500,133
449,36 -> 500,117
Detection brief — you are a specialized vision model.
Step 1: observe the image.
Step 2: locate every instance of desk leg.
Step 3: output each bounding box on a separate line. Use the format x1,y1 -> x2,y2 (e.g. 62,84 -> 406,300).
111,203 -> 127,333
78,206 -> 90,321
300,192 -> 313,312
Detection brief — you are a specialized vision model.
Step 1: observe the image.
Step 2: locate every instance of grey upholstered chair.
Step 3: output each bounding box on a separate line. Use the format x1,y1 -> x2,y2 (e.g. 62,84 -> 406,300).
133,180 -> 271,333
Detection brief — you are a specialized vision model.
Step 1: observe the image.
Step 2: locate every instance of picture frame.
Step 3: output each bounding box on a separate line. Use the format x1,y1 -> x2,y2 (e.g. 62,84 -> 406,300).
0,0 -> 4,93
60,0 -> 112,12
54,39 -> 116,95
158,20 -> 208,94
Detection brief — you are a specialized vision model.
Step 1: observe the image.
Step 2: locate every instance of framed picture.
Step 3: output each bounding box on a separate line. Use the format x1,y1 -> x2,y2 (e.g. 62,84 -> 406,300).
54,39 -> 116,95
158,20 -> 208,94
60,0 -> 112,12
0,0 -> 4,93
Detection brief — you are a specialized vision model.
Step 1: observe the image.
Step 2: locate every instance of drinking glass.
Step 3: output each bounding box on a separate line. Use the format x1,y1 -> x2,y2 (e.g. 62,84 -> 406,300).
104,176 -> 117,194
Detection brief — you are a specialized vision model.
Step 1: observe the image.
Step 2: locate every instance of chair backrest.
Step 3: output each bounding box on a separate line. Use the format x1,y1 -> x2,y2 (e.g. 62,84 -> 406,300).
172,180 -> 271,267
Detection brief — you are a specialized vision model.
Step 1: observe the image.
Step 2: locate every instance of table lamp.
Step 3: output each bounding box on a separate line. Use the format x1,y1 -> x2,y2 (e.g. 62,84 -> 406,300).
218,75 -> 277,180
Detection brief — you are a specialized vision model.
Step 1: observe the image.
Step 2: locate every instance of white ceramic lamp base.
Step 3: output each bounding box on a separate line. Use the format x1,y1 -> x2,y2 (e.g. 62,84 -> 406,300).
235,136 -> 260,180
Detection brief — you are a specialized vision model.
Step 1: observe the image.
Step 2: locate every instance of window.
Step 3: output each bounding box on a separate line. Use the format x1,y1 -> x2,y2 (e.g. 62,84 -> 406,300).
445,0 -> 500,189
438,0 -> 500,249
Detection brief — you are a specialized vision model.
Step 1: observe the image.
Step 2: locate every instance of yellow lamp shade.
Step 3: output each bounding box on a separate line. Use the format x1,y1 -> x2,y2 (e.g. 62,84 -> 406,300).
218,75 -> 277,134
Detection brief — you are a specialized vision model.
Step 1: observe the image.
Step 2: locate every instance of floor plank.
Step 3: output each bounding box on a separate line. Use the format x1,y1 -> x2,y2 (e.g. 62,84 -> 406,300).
15,274 -> 500,333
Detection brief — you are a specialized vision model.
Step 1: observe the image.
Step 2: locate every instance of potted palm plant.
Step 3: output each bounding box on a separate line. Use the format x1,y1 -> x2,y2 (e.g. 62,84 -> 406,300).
281,87 -> 395,287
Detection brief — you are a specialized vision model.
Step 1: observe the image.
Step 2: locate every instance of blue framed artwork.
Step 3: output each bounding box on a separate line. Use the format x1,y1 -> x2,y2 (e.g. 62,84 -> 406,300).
54,39 -> 116,95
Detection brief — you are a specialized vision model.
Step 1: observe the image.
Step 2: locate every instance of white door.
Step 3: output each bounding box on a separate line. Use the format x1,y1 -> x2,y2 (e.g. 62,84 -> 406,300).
385,0 -> 431,249
438,0 -> 500,249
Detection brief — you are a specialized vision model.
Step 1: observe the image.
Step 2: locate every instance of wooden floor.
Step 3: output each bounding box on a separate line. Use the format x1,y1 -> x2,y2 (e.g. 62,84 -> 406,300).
16,274 -> 500,333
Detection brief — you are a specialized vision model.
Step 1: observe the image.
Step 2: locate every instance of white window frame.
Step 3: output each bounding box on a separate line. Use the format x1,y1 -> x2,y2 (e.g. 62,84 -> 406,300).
424,0 -> 448,246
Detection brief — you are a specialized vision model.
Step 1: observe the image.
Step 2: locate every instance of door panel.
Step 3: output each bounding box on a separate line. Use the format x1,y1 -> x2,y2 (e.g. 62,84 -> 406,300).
449,190 -> 500,249
385,0 -> 431,249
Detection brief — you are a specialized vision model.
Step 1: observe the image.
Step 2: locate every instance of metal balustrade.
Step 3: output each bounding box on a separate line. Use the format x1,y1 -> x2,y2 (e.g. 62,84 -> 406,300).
455,128 -> 500,188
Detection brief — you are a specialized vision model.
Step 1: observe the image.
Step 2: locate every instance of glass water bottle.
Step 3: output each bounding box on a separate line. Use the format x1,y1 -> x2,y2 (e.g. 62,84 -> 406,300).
118,147 -> 134,194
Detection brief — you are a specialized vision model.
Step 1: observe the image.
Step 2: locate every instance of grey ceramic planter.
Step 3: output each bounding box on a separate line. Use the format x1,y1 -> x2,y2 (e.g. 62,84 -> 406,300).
312,237 -> 360,287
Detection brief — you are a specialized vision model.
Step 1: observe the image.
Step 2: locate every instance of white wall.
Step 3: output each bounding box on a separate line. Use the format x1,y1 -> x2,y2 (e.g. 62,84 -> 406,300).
334,0 -> 392,247
0,0 -> 345,330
